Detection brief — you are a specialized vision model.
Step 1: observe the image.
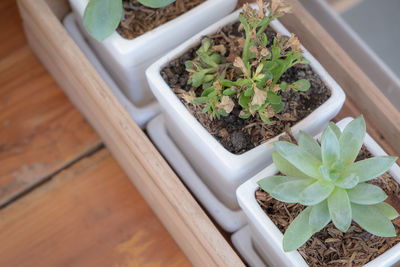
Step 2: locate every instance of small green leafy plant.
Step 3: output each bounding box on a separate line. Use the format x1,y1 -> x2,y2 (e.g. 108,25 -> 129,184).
184,0 -> 310,123
258,116 -> 399,252
83,0 -> 176,42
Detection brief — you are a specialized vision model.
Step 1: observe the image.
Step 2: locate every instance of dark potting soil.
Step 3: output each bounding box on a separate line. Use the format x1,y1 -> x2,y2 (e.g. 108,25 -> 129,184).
255,146 -> 400,266
117,0 -> 205,39
161,22 -> 331,155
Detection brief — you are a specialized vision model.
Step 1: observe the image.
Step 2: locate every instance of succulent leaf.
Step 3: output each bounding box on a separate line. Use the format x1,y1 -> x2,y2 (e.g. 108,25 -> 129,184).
83,0 -> 122,42
328,122 -> 342,139
352,203 -> 396,237
274,141 -> 322,178
328,188 -> 352,232
309,200 -> 331,232
300,180 -> 334,206
298,131 -> 322,161
334,173 -> 359,189
282,207 -> 314,252
321,126 -> 340,166
342,156 -> 397,183
339,116 -> 366,165
372,202 -> 400,220
347,183 -> 387,205
258,176 -> 314,203
271,152 -> 310,179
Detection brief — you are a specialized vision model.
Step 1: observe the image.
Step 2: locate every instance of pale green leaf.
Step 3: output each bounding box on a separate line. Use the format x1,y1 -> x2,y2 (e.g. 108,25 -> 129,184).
321,126 -> 340,166
258,176 -> 314,203
83,0 -> 122,42
348,183 -> 387,205
328,122 -> 341,140
271,179 -> 315,203
352,203 -> 396,237
328,188 -> 352,232
318,165 -> 331,181
274,141 -> 322,179
138,0 -> 175,8
343,156 -> 397,183
298,131 -> 322,161
300,180 -> 334,206
372,202 -> 399,220
309,200 -> 331,232
272,152 -> 310,179
283,207 -> 314,252
339,116 -> 366,165
334,173 -> 359,189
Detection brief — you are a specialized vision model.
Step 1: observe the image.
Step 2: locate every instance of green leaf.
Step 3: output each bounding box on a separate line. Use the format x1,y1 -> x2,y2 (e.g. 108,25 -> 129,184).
300,180 -> 334,206
328,122 -> 341,139
138,0 -> 175,8
258,176 -> 314,203
83,0 -> 123,42
309,200 -> 331,232
318,165 -> 331,181
238,94 -> 250,109
274,141 -> 322,179
339,116 -> 366,165
321,126 -> 340,166
223,89 -> 236,96
267,93 -> 281,105
334,173 -> 359,189
372,202 -> 399,220
352,203 -> 396,237
192,97 -> 207,105
291,79 -> 310,92
298,131 -> 322,161
342,156 -> 397,183
272,152 -> 310,179
348,183 -> 387,205
191,71 -> 205,87
283,207 -> 314,252
328,188 -> 351,232
270,102 -> 284,113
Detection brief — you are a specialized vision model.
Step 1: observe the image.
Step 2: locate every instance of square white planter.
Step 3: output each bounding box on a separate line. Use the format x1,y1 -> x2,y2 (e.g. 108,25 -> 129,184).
146,114 -> 247,232
68,0 -> 238,106
236,117 -> 400,267
146,8 -> 346,210
63,13 -> 160,128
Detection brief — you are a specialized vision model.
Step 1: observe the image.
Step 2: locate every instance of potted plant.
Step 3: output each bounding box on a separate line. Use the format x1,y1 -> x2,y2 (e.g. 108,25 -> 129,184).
237,116 -> 400,266
146,1 -> 345,210
68,0 -> 237,105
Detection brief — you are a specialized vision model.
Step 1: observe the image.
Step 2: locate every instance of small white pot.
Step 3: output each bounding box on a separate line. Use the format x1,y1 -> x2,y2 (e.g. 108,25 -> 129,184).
146,8 -> 346,210
68,0 -> 237,106
236,117 -> 400,267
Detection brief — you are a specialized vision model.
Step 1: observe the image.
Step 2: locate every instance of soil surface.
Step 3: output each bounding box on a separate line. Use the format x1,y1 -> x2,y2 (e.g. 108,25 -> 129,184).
162,22 -> 331,155
117,0 -> 205,39
255,146 -> 400,266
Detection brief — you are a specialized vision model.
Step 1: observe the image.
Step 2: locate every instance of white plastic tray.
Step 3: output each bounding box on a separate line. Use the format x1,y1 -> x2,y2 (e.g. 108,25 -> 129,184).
146,115 -> 247,232
231,225 -> 267,267
63,13 -> 160,128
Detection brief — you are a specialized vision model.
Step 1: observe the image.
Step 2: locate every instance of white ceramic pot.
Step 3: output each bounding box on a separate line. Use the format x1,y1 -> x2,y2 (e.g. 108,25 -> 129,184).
236,117 -> 400,267
146,8 -> 346,210
68,0 -> 238,106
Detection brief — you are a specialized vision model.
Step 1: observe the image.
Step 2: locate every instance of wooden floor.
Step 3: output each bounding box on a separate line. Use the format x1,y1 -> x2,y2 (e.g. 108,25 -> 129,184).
0,1 -> 190,266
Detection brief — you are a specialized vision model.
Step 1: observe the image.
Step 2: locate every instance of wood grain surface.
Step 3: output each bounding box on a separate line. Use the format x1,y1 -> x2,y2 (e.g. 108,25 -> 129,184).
0,0 -> 101,207
0,0 -> 190,266
0,149 -> 190,267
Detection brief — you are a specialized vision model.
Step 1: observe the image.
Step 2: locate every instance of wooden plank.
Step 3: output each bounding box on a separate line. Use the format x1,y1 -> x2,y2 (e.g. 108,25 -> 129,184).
0,0 -> 101,207
16,0 -> 244,266
0,148 -> 190,267
280,0 -> 400,159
